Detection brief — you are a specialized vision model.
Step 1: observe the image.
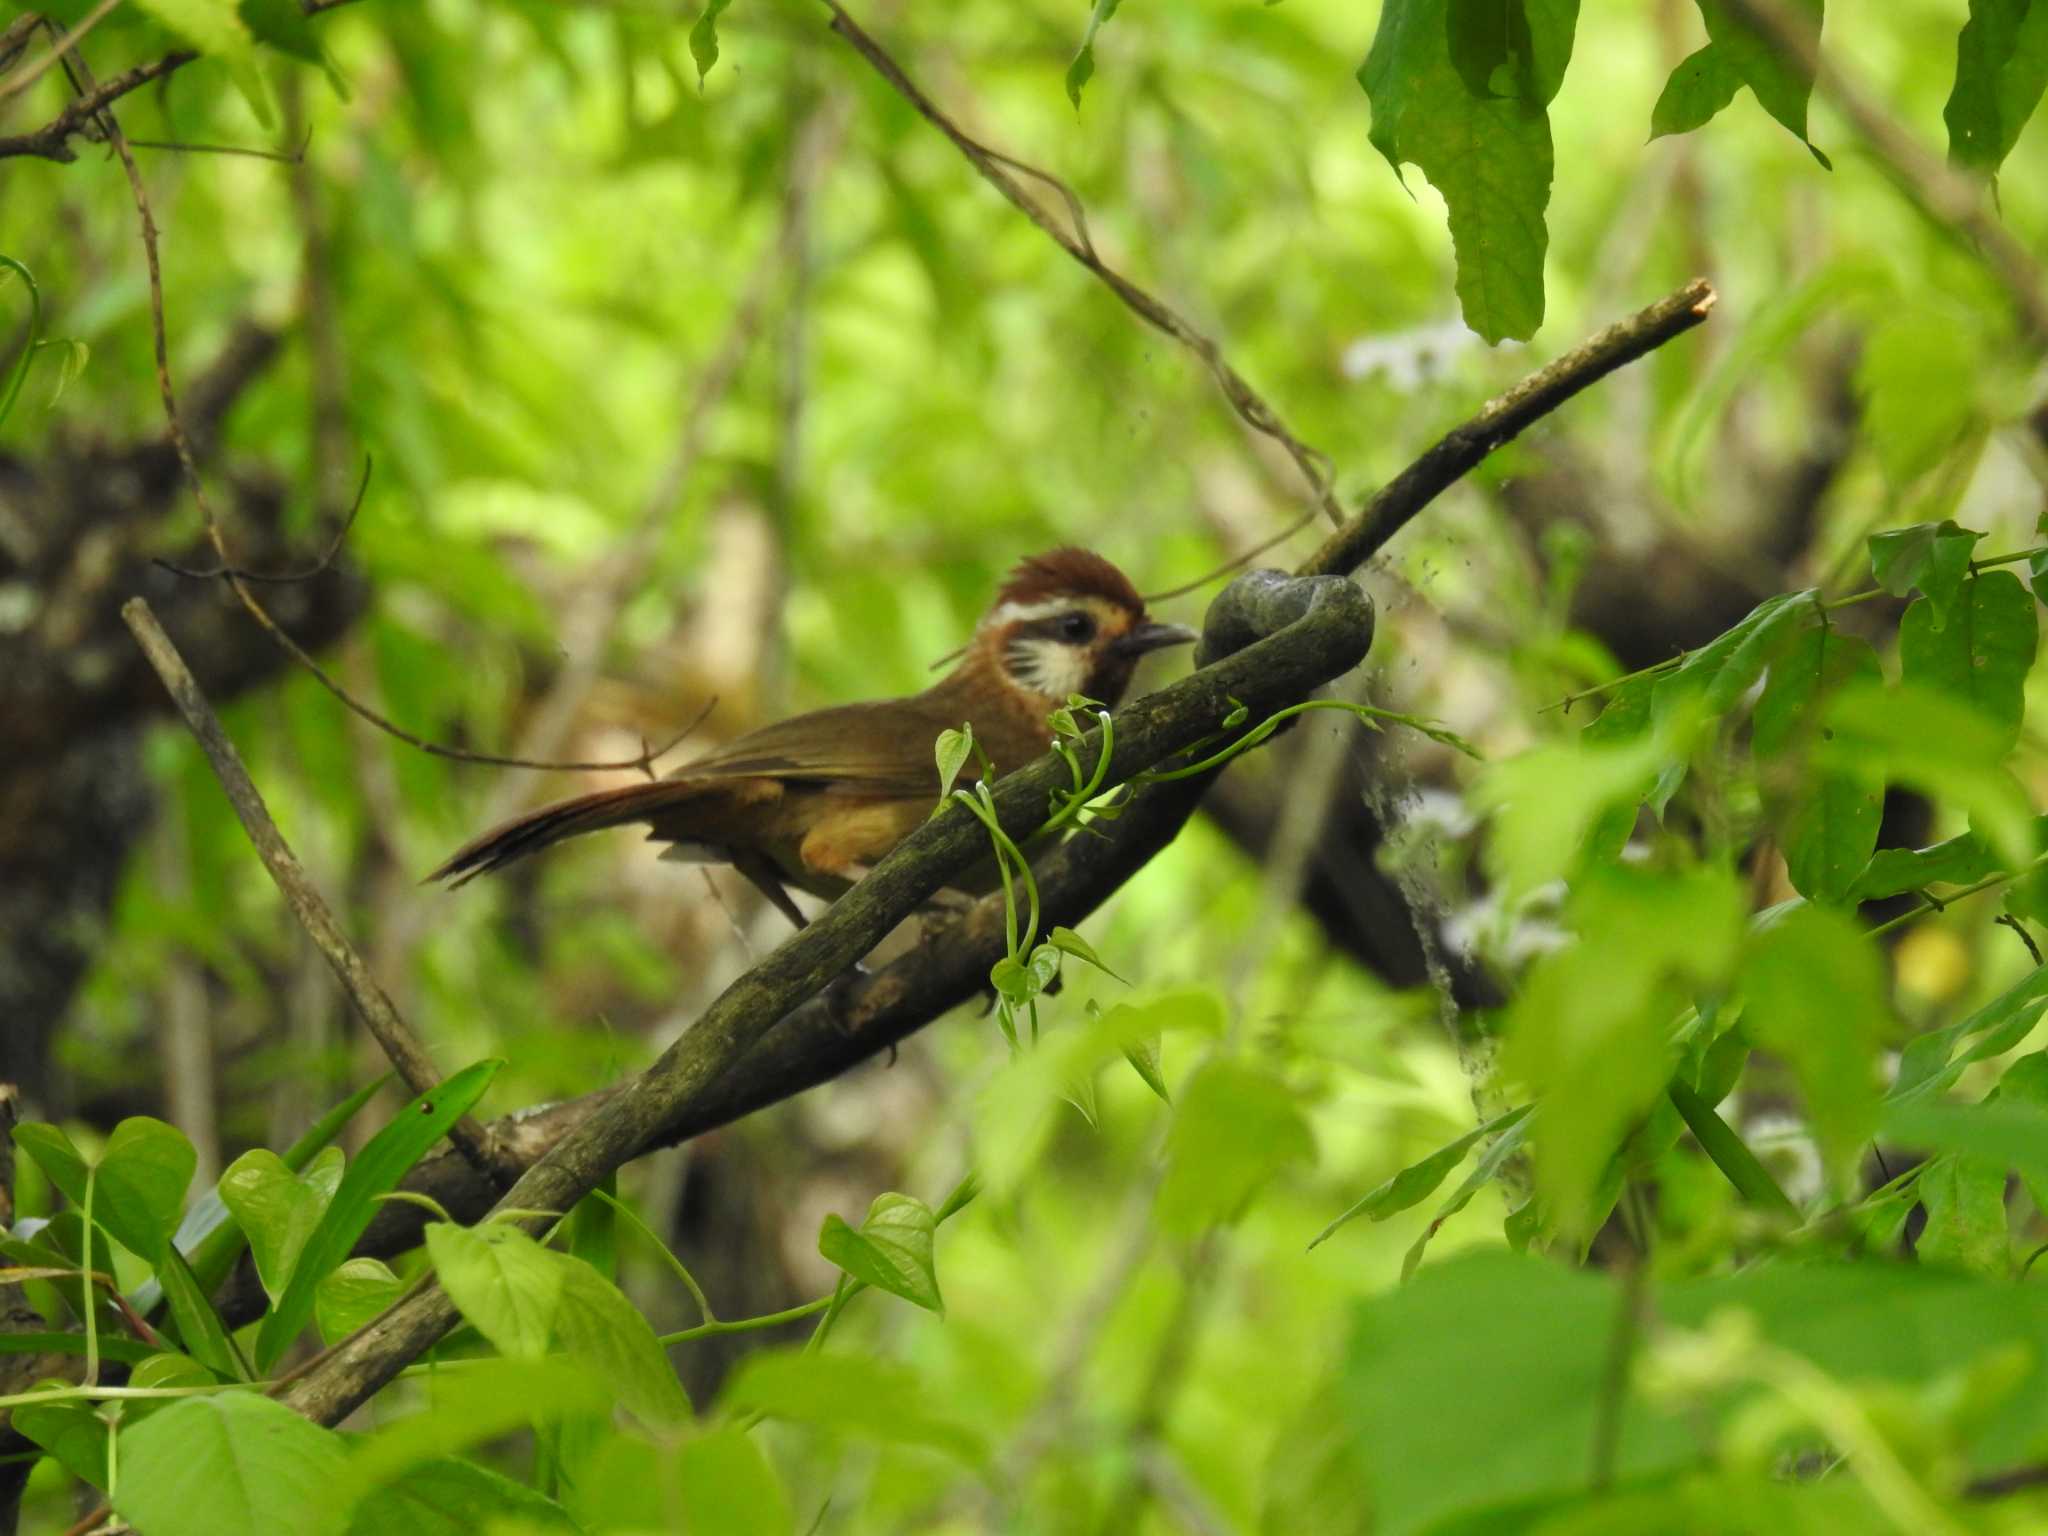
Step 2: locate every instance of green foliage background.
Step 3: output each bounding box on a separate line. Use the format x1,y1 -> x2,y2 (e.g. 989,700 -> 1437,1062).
5,0 -> 2048,1531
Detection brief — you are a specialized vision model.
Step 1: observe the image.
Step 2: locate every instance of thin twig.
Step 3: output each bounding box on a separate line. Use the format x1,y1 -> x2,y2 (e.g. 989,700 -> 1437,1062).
127,132 -> 309,163
153,457 -> 371,583
819,0 -> 1346,531
87,67 -> 711,781
1721,0 -> 2048,346
0,0 -> 121,105
0,0 -> 356,162
1303,280 -> 1719,578
1141,506 -> 1323,603
120,598 -> 515,1186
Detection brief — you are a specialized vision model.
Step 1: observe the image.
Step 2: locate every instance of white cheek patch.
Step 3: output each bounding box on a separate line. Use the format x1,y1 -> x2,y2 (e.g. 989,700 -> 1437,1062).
1006,638 -> 1092,701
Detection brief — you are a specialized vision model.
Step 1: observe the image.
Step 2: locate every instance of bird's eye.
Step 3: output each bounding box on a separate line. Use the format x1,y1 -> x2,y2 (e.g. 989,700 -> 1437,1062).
1058,612 -> 1096,643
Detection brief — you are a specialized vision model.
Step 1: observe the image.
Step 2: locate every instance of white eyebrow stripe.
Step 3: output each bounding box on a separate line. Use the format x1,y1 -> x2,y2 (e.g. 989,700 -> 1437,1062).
983,598 -> 1073,629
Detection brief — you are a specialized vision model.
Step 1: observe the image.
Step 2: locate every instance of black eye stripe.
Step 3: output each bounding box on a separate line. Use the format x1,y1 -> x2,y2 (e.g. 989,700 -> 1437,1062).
1015,611 -> 1096,643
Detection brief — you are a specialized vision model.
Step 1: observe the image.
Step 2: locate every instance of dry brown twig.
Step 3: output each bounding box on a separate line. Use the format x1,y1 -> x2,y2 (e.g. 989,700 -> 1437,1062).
0,0 -> 354,162
121,597 -> 516,1185
0,0 -> 122,105
818,0 -> 1346,532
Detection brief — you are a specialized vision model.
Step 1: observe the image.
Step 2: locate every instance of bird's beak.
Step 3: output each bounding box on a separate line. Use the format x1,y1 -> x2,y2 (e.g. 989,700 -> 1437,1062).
1114,619 -> 1199,658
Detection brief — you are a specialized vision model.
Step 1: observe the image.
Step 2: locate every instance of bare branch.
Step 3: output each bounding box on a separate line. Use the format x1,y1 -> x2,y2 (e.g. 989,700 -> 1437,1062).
120,598 -> 516,1187
0,0 -> 356,163
1304,280 -> 1719,578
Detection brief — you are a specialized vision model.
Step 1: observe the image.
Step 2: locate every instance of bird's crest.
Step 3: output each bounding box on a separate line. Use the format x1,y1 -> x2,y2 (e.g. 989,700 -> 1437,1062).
996,547 -> 1143,612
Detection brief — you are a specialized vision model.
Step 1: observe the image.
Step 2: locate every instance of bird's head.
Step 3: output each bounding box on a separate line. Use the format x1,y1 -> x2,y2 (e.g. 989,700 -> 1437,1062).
974,548 -> 1196,714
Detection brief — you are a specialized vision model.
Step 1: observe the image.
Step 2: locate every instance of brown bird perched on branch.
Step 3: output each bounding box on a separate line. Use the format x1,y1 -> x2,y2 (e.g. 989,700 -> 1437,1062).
428,548 -> 1196,926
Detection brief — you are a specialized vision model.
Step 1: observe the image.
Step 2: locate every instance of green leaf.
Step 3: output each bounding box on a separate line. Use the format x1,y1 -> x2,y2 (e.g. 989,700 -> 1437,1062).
1047,925 -> 1126,983
1849,827 -> 2007,901
114,1392 -> 352,1536
552,1247 -> 691,1427
1894,963 -> 2048,1101
1065,0 -> 1126,108
1158,1059 -> 1315,1234
1945,0 -> 2048,176
426,1221 -> 565,1360
1342,1251 -> 1689,1536
239,0 -> 325,62
817,1192 -> 943,1314
1692,0 -> 1831,166
347,1457 -> 581,1536
12,1116 -> 196,1266
171,1073 -> 388,1305
1505,864 -> 1745,1237
1753,626 -> 1882,903
1310,1105 -> 1532,1250
933,725 -> 973,806
1475,724 -> 1678,900
158,1246 -> 250,1382
1666,1078 -> 1800,1218
1818,681 -> 2034,868
1867,519 -> 1985,624
316,1257 -> 406,1345
1898,573 -> 2037,754
134,0 -> 256,59
1915,1152 -> 2010,1273
1650,41 -> 1742,137
1662,1260 -> 2048,1470
217,1145 -> 343,1304
1742,904 -> 1887,1183
1121,1032 -> 1170,1104
14,1392 -> 117,1491
1856,314 -> 1985,486
254,1060 -> 501,1370
1401,1106 -> 1536,1278
688,0 -> 737,85
675,1426 -> 794,1536
719,1350 -> 985,1465
349,1358 -> 616,1494
1882,1097 -> 2048,1192
976,989 -> 1221,1198
1357,0 -> 1582,343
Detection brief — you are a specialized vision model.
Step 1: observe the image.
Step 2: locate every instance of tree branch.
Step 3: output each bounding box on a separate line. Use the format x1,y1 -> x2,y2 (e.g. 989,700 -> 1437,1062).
277,571 -> 1376,1424
0,0 -> 357,163
1303,279 -> 1718,578
216,285 -> 1720,1358
120,599 -> 516,1187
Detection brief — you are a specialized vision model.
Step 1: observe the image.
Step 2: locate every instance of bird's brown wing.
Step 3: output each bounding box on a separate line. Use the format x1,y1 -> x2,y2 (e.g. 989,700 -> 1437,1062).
665,696 -> 963,797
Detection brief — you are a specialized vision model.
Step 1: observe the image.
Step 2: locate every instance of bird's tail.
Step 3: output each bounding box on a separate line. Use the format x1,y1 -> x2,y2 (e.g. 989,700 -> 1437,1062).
426,779 -> 708,887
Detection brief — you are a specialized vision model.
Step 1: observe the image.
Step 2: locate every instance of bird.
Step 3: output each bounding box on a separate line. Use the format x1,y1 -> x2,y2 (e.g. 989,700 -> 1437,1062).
427,548 -> 1196,927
